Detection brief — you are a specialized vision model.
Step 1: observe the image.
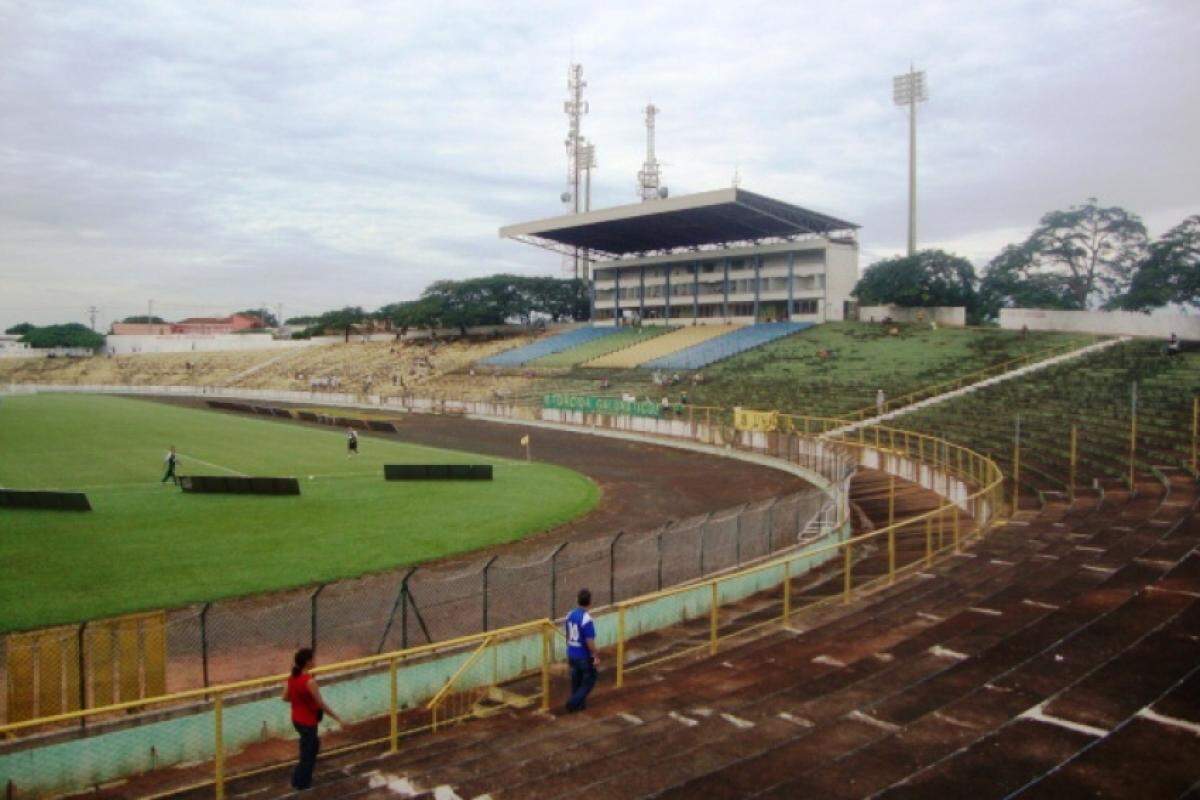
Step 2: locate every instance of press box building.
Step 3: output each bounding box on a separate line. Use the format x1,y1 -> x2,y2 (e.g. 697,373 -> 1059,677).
501,188 -> 860,325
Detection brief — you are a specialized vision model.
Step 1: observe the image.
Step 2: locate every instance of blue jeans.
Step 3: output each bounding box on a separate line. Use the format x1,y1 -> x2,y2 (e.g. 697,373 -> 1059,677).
291,723 -> 320,789
566,656 -> 597,711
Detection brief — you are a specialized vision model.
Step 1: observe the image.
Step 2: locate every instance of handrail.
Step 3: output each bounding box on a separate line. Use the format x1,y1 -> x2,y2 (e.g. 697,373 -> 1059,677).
0,617 -> 550,738
426,634 -> 494,711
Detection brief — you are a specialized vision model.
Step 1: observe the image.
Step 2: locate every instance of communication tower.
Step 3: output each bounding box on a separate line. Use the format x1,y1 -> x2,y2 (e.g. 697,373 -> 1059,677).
561,64 -> 591,279
637,103 -> 668,201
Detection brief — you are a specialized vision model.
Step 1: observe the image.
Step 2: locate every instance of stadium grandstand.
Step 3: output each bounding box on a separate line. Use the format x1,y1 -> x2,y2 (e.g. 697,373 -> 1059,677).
501,187 -> 860,326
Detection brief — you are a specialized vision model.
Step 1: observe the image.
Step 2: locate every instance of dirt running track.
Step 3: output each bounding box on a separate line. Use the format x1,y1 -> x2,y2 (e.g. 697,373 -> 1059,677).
160,396 -> 808,553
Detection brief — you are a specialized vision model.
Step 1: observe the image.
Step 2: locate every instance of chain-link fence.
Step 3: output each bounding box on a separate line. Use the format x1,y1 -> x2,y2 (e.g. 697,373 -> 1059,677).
0,385 -> 854,723
0,489 -> 830,723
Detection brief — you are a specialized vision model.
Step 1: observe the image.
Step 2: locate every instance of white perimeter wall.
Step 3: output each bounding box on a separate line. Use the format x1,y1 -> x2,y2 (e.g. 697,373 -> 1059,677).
1000,308 -> 1200,339
105,335 -> 318,355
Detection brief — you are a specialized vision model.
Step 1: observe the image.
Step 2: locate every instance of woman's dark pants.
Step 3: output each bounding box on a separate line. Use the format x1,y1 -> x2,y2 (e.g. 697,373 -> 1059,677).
291,723 -> 320,789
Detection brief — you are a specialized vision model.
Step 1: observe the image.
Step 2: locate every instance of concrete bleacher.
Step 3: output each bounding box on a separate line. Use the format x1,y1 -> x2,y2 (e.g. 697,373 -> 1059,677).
585,324 -> 740,369
532,326 -> 669,367
901,340 -> 1199,498
643,321 -> 812,371
145,464 -> 1200,800
481,327 -> 620,367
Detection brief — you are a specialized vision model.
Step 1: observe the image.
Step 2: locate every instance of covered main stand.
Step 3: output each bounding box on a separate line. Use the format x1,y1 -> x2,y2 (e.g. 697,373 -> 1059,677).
499,187 -> 858,259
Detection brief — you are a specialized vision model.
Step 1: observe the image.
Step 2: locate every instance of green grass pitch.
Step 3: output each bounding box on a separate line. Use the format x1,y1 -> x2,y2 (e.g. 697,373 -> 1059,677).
0,394 -> 599,632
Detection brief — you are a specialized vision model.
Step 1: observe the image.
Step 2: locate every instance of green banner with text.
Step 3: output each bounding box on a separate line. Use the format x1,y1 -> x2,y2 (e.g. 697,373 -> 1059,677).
542,394 -> 662,418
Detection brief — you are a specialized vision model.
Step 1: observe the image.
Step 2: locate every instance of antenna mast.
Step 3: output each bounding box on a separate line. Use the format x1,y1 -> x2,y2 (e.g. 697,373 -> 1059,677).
637,103 -> 666,201
562,64 -> 591,279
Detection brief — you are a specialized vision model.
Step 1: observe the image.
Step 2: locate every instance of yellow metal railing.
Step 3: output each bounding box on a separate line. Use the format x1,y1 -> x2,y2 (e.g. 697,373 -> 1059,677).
0,409 -> 1001,800
612,418 -> 1004,686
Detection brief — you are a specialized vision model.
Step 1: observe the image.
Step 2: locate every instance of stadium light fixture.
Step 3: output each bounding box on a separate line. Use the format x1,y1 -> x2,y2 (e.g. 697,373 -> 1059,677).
893,67 -> 928,256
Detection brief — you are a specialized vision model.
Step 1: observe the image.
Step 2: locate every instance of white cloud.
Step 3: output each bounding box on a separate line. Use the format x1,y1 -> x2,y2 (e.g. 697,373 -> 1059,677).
0,0 -> 1197,329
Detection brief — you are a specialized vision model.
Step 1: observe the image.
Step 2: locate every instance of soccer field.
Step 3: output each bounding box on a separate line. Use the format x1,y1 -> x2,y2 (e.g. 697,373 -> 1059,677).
0,394 -> 599,632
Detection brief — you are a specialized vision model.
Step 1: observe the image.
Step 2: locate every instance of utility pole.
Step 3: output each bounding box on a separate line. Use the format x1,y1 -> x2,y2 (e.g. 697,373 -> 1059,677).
893,66 -> 928,256
87,306 -> 98,332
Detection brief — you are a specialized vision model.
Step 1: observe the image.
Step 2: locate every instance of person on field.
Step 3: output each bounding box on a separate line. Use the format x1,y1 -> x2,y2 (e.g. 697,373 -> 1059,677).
283,648 -> 343,791
564,588 -> 598,712
876,389 -> 886,416
161,446 -> 178,485
347,428 -> 358,457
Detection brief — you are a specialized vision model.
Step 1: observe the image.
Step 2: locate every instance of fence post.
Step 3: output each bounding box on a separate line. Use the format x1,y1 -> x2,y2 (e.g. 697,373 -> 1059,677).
609,532 -> 625,605
953,506 -> 961,553
888,475 -> 895,529
389,657 -> 399,753
887,523 -> 896,585
616,606 -> 626,688
200,602 -> 211,690
709,581 -> 719,655
548,544 -> 566,620
1068,425 -> 1077,504
1012,414 -> 1021,515
214,693 -> 225,800
1129,382 -> 1138,491
1192,396 -> 1198,476
482,556 -> 497,631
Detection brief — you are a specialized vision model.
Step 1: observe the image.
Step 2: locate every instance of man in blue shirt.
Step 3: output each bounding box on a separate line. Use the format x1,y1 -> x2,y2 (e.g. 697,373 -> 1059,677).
564,588 -> 598,712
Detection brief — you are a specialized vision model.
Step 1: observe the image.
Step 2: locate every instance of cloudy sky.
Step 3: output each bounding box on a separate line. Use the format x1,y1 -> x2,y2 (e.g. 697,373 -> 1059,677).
1,0 -> 1197,330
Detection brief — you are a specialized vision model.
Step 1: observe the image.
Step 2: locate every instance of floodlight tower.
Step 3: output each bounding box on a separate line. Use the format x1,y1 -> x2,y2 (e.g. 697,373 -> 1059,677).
893,66 -> 928,256
637,103 -> 667,201
562,64 -> 589,279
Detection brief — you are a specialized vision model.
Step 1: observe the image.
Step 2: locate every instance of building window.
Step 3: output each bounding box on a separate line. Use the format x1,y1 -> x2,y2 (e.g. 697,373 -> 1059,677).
792,299 -> 819,315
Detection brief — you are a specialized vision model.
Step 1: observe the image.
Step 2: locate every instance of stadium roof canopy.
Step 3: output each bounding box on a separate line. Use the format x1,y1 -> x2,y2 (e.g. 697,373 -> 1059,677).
499,188 -> 859,259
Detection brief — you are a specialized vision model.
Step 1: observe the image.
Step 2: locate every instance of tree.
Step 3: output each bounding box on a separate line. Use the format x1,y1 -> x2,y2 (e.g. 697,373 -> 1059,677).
234,308 -> 278,327
377,296 -> 444,336
1020,199 -> 1148,308
314,306 -> 366,342
5,322 -> 35,335
285,315 -> 318,326
1118,215 -> 1200,311
853,249 -> 980,321
121,315 -> 167,324
978,243 -> 1081,321
20,323 -> 105,349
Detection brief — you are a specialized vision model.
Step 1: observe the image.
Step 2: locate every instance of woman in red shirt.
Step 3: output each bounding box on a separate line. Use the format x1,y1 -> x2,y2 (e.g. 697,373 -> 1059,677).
282,648 -> 343,790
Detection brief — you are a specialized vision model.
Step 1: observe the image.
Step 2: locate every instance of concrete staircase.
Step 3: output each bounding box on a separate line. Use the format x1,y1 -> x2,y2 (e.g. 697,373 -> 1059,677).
829,337 -> 1130,437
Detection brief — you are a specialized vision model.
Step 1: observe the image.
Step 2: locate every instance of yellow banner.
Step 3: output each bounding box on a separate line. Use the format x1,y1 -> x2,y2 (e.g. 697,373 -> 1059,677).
734,407 -> 779,432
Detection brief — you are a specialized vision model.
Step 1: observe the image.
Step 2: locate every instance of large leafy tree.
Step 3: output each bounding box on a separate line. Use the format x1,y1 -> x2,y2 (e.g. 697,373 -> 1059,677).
853,249 -> 980,321
20,323 -> 105,349
5,322 -> 35,335
978,243 -> 1082,321
120,315 -> 167,324
1020,199 -> 1148,308
1118,215 -> 1200,311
